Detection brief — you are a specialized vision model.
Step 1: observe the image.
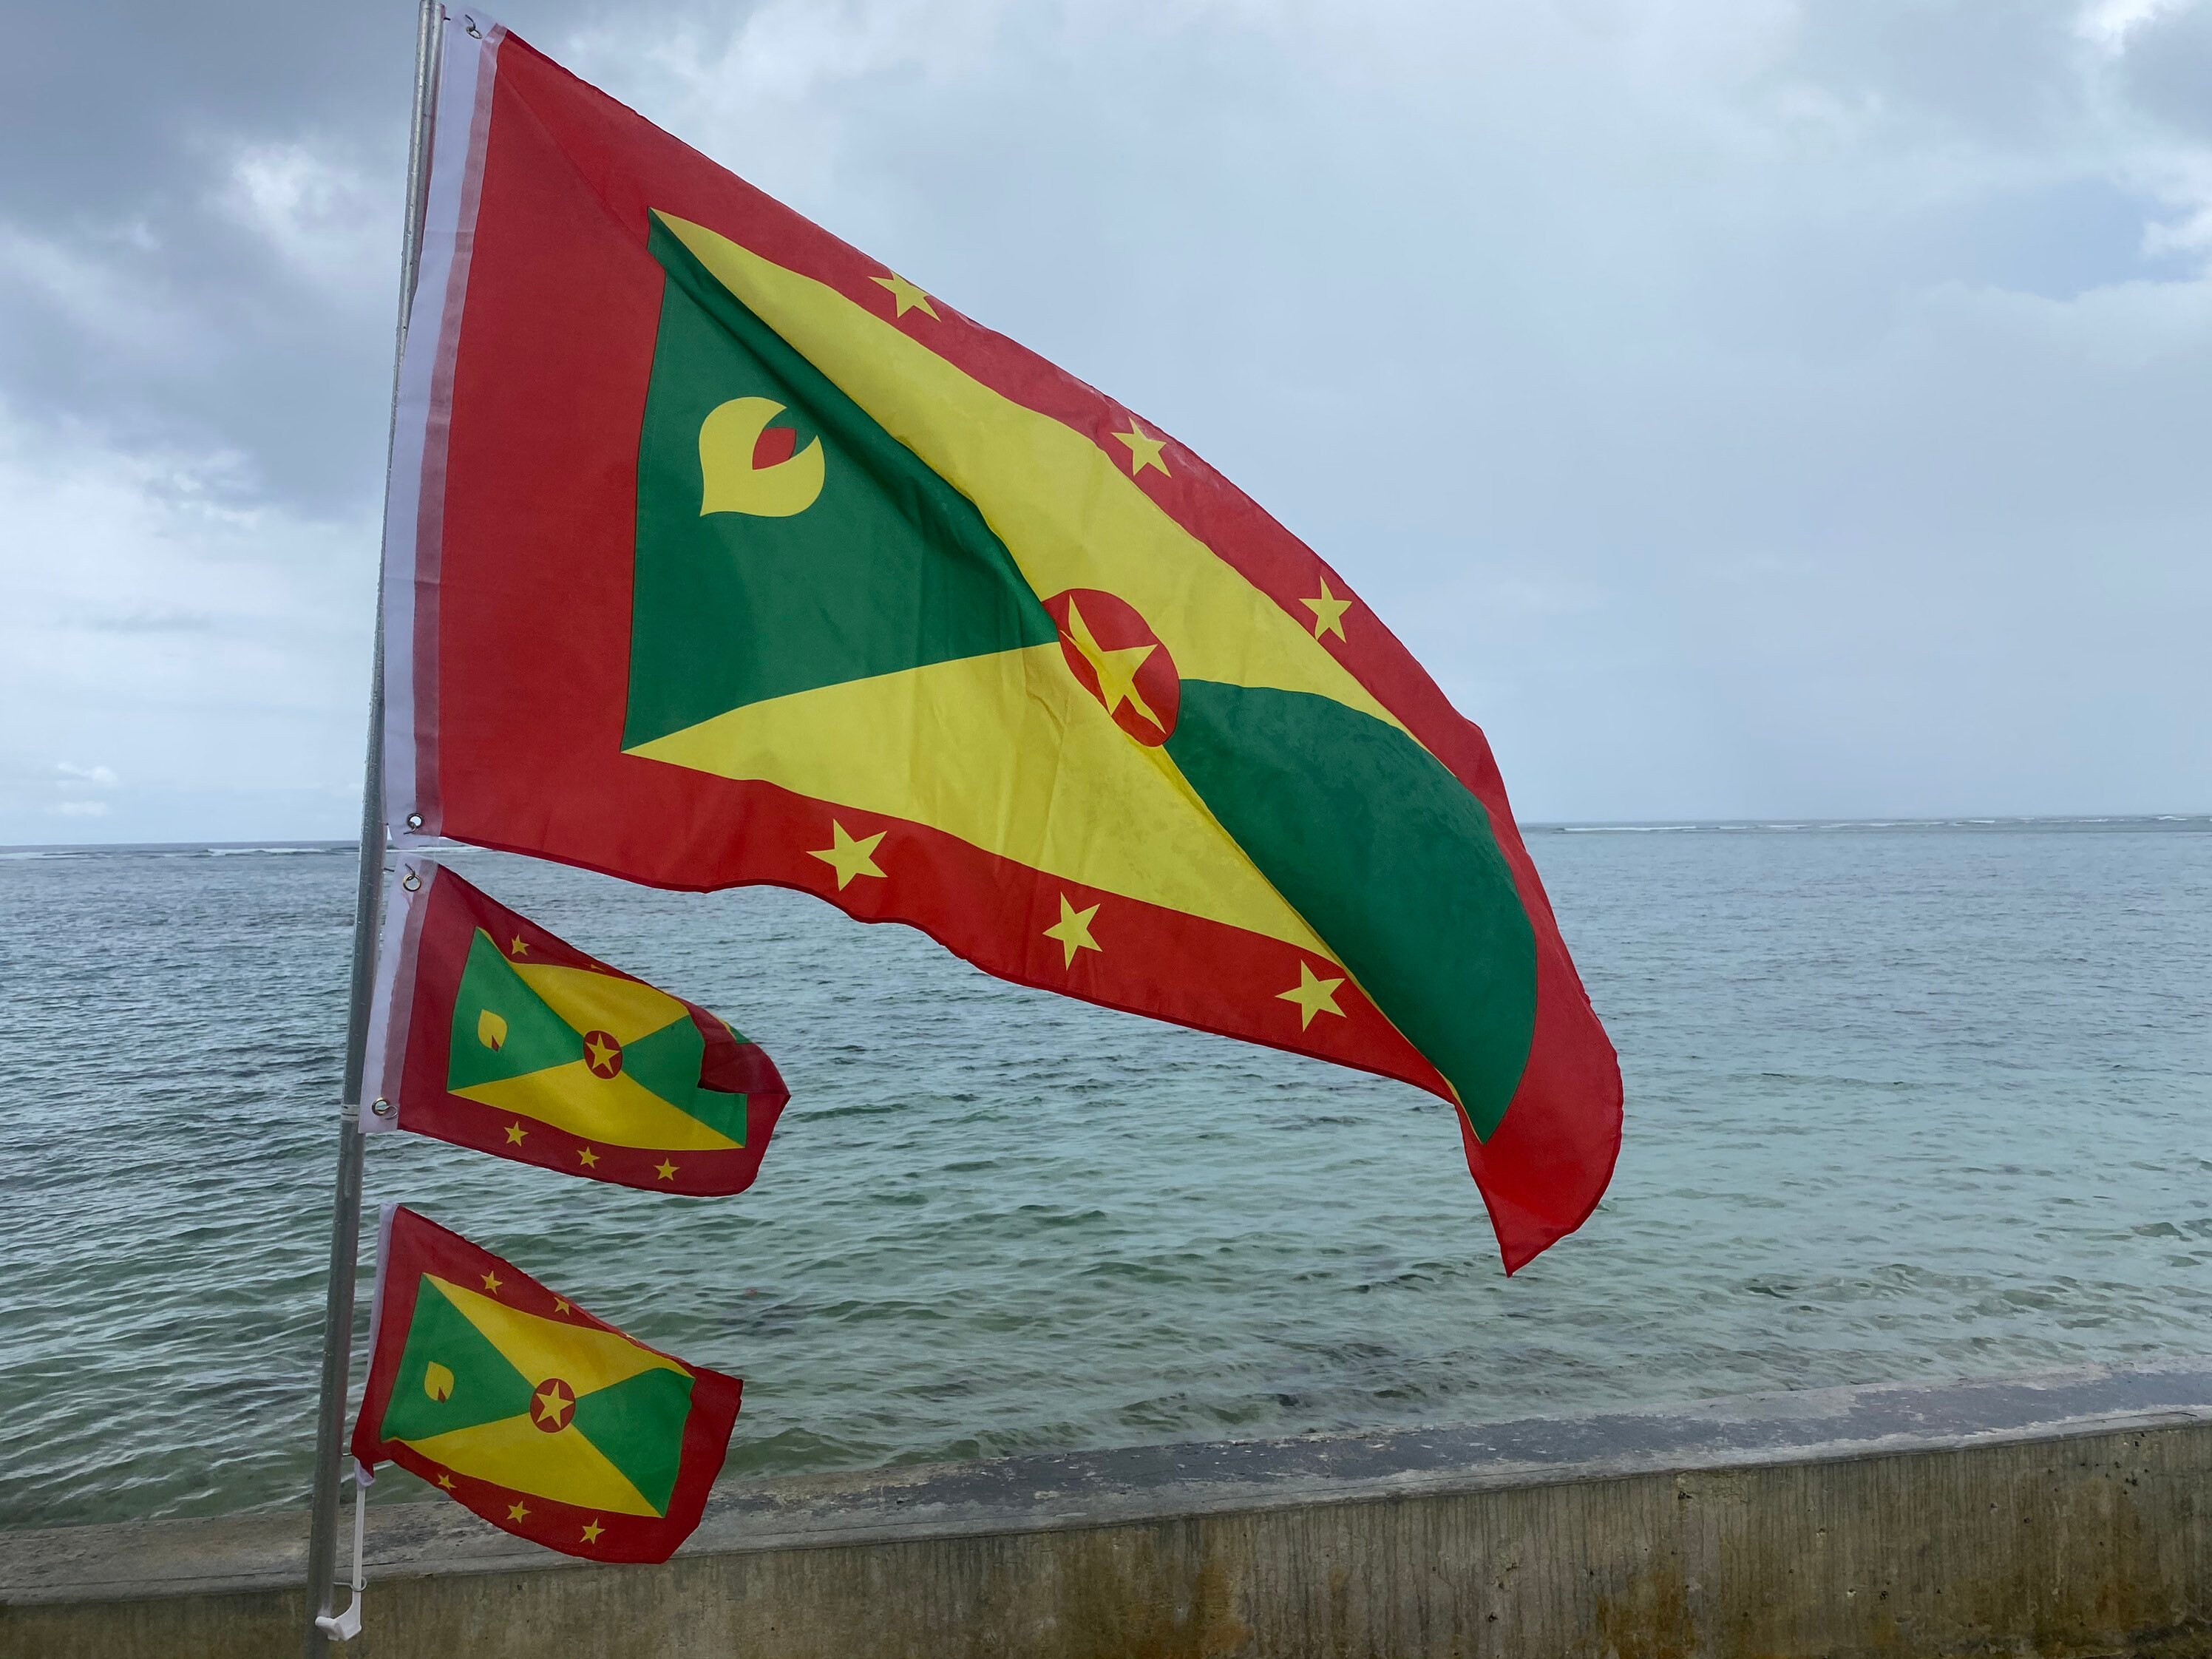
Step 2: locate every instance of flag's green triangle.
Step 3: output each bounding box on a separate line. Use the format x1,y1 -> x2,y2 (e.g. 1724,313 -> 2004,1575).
569,1365 -> 696,1517
619,1012 -> 704,1105
676,1087 -> 748,1146
620,1017 -> 747,1146
447,929 -> 587,1090
1164,683 -> 1538,1139
379,1277 -> 537,1443
622,215 -> 1057,750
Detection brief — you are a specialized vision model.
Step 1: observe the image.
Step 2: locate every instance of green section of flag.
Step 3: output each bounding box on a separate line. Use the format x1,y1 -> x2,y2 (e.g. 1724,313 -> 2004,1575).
676,1086 -> 749,1146
569,1367 -> 696,1514
620,1016 -> 701,1104
624,217 -> 1056,750
1165,682 -> 1538,1137
446,930 -> 585,1090
623,1017 -> 748,1148
378,1278 -> 535,1443
693,1090 -> 747,1143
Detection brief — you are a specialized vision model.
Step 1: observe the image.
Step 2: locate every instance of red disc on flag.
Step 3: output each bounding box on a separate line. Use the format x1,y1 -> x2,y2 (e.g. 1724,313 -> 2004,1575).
531,1377 -> 577,1432
582,1031 -> 624,1079
1043,588 -> 1179,747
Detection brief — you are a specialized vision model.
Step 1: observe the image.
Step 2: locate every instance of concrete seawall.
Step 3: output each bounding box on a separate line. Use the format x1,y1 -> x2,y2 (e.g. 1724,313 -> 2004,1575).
7,1361 -> 2211,1659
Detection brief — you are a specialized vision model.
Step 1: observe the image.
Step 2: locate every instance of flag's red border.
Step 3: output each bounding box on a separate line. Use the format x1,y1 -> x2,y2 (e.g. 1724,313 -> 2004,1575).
351,1205 -> 741,1565
384,22 -> 1620,1270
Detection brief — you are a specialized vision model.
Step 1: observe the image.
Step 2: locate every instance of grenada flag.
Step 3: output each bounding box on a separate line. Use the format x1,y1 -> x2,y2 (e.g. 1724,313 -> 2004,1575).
364,858 -> 790,1196
351,1205 -> 740,1564
385,12 -> 1621,1269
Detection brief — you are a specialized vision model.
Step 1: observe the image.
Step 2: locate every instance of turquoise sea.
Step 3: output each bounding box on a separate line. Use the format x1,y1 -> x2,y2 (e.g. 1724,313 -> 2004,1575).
1,816 -> 2208,1529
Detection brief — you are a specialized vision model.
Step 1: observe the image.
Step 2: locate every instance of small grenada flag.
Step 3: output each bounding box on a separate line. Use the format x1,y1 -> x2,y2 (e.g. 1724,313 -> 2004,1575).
364,858 -> 790,1196
351,1205 -> 740,1563
384,13 -> 1621,1269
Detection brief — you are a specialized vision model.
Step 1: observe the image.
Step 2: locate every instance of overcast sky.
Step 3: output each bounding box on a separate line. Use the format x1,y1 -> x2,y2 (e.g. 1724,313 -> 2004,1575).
3,0 -> 2207,843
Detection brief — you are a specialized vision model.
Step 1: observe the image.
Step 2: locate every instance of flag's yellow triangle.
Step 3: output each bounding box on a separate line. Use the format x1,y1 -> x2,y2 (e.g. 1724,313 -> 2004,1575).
628,647 -> 1340,963
400,1411 -> 662,1516
452,1062 -> 742,1151
509,963 -> 688,1045
423,1275 -> 684,1398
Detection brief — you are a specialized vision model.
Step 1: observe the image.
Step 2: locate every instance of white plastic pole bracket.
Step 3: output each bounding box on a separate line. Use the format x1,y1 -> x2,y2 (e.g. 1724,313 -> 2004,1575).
313,1462 -> 370,1642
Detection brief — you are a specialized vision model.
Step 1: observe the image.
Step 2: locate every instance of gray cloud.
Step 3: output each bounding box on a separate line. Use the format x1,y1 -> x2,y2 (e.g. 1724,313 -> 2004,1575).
2119,1 -> 2212,140
61,608 -> 223,635
0,0 -> 624,509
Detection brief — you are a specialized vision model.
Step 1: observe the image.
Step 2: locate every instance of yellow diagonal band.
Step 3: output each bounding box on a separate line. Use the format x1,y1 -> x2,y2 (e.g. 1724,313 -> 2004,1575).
401,1412 -> 662,1516
424,1275 -> 686,1396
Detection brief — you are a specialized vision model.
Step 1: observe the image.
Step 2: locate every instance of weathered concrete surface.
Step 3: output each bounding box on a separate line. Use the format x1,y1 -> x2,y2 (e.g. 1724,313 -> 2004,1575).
6,1360 -> 2211,1659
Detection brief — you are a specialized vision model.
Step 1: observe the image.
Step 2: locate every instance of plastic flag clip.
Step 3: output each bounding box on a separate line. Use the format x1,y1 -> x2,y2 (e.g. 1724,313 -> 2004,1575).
314,1461 -> 372,1643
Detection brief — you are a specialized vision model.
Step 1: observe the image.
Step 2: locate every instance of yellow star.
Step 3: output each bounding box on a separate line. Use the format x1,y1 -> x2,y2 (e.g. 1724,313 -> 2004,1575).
1112,421 -> 1169,477
1278,961 -> 1347,1029
534,1385 -> 572,1428
509,934 -> 529,957
655,1158 -> 679,1181
585,1034 -> 620,1073
481,1271 -> 503,1293
1061,597 -> 1162,730
506,1499 -> 529,1523
436,1473 -> 456,1490
580,1519 -> 605,1545
577,1147 -> 600,1169
1301,575 -> 1351,642
503,1122 -> 526,1145
871,272 -> 938,319
808,821 -> 886,890
1042,893 -> 1102,968
552,1297 -> 571,1316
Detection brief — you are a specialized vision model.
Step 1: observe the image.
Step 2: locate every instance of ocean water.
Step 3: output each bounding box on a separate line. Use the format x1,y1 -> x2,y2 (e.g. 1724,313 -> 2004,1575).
1,817 -> 2208,1530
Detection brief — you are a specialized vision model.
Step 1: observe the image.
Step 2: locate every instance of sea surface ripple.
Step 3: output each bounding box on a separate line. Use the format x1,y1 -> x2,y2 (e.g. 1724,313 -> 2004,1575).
1,817 -> 2208,1527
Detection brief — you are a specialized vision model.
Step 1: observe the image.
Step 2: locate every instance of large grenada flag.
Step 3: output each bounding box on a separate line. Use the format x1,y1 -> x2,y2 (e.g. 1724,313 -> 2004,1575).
364,858 -> 789,1195
351,1205 -> 741,1563
386,13 -> 1620,1269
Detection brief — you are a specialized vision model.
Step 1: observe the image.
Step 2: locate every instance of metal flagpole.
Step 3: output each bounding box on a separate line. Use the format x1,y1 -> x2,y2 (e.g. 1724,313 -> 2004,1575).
303,1 -> 444,1649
